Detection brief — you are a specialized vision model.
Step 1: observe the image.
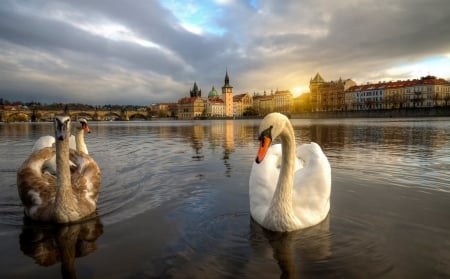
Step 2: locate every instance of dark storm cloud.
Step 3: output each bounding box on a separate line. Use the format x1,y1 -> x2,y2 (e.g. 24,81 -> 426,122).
0,0 -> 449,105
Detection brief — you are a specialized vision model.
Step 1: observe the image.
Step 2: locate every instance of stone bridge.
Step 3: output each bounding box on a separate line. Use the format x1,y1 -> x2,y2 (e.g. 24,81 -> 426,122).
0,108 -> 151,122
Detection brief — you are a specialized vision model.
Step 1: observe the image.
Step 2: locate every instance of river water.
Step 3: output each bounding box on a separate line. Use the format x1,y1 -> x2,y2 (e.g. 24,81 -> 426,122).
1,118 -> 449,278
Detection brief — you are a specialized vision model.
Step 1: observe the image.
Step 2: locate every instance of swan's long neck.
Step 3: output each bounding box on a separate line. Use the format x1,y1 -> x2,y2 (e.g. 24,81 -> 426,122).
277,124 -> 296,204
75,128 -> 88,154
54,126 -> 74,222
263,121 -> 299,231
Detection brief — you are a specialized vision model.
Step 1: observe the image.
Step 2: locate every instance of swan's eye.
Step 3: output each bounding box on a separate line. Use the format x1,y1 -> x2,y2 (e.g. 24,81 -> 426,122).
259,126 -> 273,143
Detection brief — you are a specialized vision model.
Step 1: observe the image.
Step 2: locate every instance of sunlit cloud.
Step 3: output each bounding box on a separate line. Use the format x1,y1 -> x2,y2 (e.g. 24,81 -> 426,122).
181,22 -> 204,35
77,22 -> 160,48
385,55 -> 450,80
50,9 -> 161,49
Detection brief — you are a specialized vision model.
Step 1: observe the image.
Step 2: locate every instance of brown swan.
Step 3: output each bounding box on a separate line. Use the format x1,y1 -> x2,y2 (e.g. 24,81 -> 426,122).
17,116 -> 101,223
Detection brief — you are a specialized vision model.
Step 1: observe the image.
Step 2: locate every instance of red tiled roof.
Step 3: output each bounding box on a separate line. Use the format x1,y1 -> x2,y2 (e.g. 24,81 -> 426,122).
233,93 -> 249,101
208,97 -> 224,104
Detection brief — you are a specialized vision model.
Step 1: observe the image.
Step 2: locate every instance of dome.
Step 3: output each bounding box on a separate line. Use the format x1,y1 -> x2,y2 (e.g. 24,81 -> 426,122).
208,86 -> 219,97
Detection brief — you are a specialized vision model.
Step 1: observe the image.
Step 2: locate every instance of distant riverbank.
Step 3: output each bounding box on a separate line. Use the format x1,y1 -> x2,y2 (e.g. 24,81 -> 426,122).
291,107 -> 450,119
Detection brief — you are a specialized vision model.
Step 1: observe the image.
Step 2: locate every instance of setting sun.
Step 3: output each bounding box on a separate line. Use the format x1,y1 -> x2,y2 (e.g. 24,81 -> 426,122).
292,85 -> 308,97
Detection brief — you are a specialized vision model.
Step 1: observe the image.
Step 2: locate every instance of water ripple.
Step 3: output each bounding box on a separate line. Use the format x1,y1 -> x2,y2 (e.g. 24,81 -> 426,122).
2,119 -> 450,278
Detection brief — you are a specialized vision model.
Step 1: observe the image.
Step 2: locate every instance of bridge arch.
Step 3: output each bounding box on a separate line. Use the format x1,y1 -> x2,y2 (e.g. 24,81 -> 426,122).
4,111 -> 30,122
128,113 -> 148,120
71,112 -> 95,121
1,108 -> 152,122
39,111 -> 58,122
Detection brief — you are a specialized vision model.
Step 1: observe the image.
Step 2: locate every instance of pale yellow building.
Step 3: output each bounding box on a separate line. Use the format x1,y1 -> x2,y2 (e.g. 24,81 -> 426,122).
178,97 -> 205,119
259,95 -> 274,115
273,90 -> 293,113
206,97 -> 225,117
384,81 -> 408,109
404,76 -> 448,108
233,93 -> 253,116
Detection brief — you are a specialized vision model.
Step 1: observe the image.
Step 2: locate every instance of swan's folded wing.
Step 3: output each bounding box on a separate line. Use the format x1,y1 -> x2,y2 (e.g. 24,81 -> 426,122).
69,150 -> 101,207
292,143 -> 331,227
32,136 -> 55,152
17,147 -> 57,220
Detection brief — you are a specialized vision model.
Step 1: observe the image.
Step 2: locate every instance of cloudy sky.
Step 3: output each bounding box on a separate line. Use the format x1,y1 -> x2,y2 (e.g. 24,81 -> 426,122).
1,0 -> 449,105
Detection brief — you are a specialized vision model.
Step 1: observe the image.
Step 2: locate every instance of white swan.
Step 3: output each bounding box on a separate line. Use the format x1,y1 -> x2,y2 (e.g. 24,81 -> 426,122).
71,118 -> 90,154
249,113 -> 331,232
31,118 -> 91,174
17,116 -> 101,223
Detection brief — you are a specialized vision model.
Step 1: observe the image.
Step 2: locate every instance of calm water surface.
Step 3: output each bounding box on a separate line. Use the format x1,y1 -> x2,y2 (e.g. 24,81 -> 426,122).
1,118 -> 449,278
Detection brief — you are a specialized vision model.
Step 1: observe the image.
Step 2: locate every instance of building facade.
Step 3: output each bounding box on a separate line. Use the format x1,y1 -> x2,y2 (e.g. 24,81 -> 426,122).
273,90 -> 293,113
178,82 -> 205,119
404,76 -> 448,108
309,73 -> 325,112
310,73 -> 355,111
384,81 -> 409,109
233,93 -> 253,117
205,86 -> 225,117
150,102 -> 178,117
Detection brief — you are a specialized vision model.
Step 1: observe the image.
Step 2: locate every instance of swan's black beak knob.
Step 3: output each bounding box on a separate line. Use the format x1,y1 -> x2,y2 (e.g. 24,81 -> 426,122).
255,135 -> 271,164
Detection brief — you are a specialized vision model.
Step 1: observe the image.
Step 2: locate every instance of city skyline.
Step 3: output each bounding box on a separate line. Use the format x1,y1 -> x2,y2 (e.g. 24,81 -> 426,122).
1,0 -> 450,105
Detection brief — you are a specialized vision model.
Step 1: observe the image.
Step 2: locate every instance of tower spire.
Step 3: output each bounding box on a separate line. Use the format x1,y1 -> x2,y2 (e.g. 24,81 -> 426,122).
224,68 -> 230,86
190,81 -> 201,97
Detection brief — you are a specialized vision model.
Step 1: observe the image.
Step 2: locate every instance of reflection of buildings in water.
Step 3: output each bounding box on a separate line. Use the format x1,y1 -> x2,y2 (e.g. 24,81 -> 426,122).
209,120 -> 235,151
191,124 -> 205,160
303,122 -> 447,158
223,120 -> 234,152
209,120 -> 235,176
222,120 -> 234,176
249,215 -> 331,278
158,125 -> 177,139
234,123 -> 258,148
19,217 -> 103,278
1,122 -> 53,139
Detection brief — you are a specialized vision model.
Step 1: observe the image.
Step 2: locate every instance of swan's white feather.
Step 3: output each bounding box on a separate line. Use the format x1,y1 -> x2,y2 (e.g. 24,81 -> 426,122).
32,135 -> 76,152
32,135 -> 55,152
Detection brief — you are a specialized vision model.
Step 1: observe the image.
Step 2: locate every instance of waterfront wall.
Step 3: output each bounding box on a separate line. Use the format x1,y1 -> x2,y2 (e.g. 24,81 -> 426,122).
291,107 -> 450,119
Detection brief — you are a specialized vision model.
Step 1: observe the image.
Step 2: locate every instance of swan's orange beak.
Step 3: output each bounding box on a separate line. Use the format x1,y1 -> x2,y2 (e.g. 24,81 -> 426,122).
256,135 -> 271,164
82,123 -> 91,133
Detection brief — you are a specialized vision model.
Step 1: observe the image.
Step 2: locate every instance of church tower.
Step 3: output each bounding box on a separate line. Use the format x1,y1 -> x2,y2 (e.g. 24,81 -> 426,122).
309,73 -> 325,112
190,81 -> 201,98
222,70 -> 233,117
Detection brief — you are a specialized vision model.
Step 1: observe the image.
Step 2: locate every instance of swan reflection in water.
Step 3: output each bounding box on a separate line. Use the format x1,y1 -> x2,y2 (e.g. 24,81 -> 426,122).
250,215 -> 331,278
19,216 -> 103,279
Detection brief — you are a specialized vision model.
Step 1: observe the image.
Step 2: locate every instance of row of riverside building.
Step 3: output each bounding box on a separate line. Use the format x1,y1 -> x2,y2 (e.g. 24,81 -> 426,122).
310,73 -> 450,112
150,71 -> 450,118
